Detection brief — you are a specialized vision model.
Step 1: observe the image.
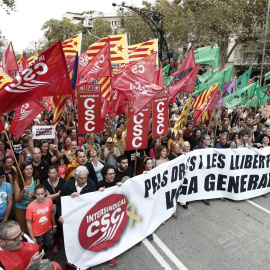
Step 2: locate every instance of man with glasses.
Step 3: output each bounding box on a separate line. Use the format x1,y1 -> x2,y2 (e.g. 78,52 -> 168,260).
0,220 -> 44,270
0,167 -> 13,223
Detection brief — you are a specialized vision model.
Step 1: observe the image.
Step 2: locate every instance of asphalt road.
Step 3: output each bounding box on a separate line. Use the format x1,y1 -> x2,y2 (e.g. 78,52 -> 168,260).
46,196 -> 270,270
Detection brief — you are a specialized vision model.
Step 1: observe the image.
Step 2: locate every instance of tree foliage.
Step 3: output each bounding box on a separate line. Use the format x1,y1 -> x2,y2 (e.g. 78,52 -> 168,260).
0,0 -> 16,14
41,17 -> 113,52
121,0 -> 268,68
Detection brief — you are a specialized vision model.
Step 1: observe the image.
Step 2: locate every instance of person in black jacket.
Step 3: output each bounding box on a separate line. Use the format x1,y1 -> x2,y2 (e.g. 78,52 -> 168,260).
57,166 -> 96,218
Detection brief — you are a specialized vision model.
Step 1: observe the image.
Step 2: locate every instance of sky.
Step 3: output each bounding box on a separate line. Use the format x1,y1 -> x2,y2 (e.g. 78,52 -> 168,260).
0,0 -> 153,53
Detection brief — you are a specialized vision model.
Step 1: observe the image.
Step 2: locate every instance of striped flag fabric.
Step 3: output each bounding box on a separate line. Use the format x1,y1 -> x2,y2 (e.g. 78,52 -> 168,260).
99,77 -> 111,101
0,70 -> 12,90
27,52 -> 38,66
173,96 -> 192,135
86,34 -> 128,64
128,39 -> 158,63
192,83 -> 219,125
62,33 -> 82,66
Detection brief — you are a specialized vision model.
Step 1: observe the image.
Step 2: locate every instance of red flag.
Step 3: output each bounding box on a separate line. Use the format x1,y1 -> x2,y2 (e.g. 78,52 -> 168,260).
171,48 -> 195,84
77,43 -> 111,85
0,41 -> 72,114
77,84 -> 101,133
153,65 -> 165,88
0,42 -> 19,75
113,70 -> 163,115
152,89 -> 169,138
18,54 -> 28,73
9,101 -> 45,137
126,102 -> 151,151
169,65 -> 199,103
78,51 -> 89,78
0,118 -> 5,133
193,83 -> 219,126
112,53 -> 157,84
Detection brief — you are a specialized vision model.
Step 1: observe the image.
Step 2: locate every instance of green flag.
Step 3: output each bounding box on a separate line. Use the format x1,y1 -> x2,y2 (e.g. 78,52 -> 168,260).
256,84 -> 270,106
246,83 -> 257,98
194,47 -> 220,67
223,87 -> 249,109
164,76 -> 172,87
194,65 -> 233,96
198,68 -> 213,85
265,71 -> 270,81
223,65 -> 234,83
163,64 -> 170,76
246,96 -> 259,107
237,65 -> 252,90
213,68 -> 219,76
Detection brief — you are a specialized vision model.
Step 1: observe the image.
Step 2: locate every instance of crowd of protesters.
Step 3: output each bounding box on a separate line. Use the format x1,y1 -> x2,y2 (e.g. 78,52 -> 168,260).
0,92 -> 270,269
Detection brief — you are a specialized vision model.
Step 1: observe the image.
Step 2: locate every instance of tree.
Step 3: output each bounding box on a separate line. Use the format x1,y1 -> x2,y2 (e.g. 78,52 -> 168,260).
157,0 -> 268,69
82,17 -> 112,52
0,0 -> 16,14
41,17 -> 113,53
41,18 -> 83,50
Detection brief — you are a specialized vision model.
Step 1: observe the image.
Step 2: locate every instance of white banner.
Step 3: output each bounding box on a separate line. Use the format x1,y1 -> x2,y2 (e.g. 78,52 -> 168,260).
62,147 -> 270,267
32,125 -> 56,139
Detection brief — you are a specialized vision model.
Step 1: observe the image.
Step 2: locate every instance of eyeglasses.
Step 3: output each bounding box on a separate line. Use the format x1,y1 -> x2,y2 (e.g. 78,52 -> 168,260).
1,230 -> 23,242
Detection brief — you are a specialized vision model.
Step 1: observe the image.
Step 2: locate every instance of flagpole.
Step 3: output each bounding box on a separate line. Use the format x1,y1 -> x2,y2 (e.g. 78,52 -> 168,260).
108,36 -> 114,122
4,130 -> 25,186
134,149 -> 138,176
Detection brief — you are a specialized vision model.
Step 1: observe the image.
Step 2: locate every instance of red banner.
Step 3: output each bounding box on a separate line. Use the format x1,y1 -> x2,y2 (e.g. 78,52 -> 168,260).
152,89 -> 169,138
126,101 -> 150,151
77,84 -> 101,133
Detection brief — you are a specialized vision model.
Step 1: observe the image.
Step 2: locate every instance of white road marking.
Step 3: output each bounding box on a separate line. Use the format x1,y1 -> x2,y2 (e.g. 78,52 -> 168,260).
246,200 -> 270,215
142,238 -> 174,270
153,233 -> 188,270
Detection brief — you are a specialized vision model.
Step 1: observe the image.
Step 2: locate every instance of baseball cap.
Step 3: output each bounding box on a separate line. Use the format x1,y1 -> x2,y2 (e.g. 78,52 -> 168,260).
107,137 -> 114,143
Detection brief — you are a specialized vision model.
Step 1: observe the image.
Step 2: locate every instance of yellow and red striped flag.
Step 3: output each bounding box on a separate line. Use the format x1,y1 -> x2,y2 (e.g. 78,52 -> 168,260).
202,110 -> 213,123
128,39 -> 158,63
62,33 -> 82,65
0,70 -> 12,90
192,83 -> 219,126
99,77 -> 111,101
173,96 -> 192,136
86,34 -> 128,64
27,52 -> 38,66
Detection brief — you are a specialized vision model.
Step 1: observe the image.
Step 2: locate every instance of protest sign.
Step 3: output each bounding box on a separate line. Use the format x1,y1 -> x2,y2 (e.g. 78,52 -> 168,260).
62,147 -> 270,268
77,84 -> 101,133
32,125 -> 56,139
126,101 -> 150,151
152,89 -> 169,138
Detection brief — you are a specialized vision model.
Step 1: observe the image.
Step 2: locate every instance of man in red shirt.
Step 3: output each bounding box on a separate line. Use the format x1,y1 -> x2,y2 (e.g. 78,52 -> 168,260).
0,220 -> 44,270
26,184 -> 56,249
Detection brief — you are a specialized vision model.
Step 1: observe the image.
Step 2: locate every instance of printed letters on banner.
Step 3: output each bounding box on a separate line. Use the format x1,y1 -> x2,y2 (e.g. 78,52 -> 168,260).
62,147 -> 270,268
152,89 -> 169,138
77,84 -> 101,133
32,125 -> 56,139
126,101 -> 150,151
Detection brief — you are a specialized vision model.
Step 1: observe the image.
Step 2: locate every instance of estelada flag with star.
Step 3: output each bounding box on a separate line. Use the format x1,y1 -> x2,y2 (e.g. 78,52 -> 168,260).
84,34 -> 128,66
0,40 -> 72,115
128,39 -> 158,64
62,32 -> 82,66
0,70 -> 12,90
0,42 -> 19,76
192,83 -> 219,126
77,42 -> 111,86
256,84 -> 270,106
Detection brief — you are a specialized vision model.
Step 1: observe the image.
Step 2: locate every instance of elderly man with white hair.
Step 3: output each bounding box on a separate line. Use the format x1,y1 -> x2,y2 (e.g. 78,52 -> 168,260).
56,166 -> 97,219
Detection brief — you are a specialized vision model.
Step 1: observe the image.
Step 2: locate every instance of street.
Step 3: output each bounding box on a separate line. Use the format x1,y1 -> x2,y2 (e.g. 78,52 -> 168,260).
47,196 -> 270,270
